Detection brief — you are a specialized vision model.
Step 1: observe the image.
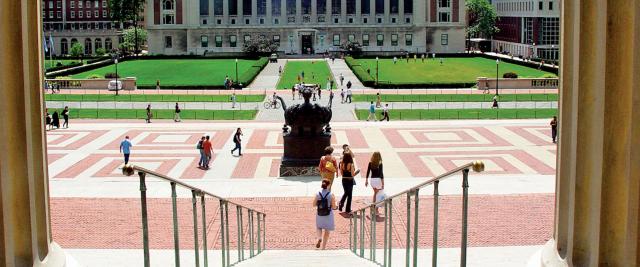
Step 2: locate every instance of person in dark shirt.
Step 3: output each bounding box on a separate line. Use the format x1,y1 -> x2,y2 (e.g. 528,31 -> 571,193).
231,128 -> 243,156
550,116 -> 558,143
61,106 -> 69,128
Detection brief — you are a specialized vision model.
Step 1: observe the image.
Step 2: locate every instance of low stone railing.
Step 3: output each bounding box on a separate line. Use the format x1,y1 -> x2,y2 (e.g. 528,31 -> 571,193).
45,77 -> 137,90
477,77 -> 559,90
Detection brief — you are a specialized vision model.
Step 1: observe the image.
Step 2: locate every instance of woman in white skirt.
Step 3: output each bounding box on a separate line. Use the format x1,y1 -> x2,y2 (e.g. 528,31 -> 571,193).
365,152 -> 384,214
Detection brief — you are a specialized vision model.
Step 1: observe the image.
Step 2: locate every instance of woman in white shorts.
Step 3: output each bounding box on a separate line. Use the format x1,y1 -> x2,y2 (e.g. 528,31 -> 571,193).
365,151 -> 384,213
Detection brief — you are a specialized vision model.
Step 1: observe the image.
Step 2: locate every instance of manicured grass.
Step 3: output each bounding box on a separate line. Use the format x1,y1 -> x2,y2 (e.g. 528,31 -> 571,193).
352,94 -> 558,102
355,108 -> 558,120
45,59 -> 82,70
277,60 -> 335,89
47,108 -> 257,120
44,94 -> 265,102
70,59 -> 259,87
354,57 -> 556,85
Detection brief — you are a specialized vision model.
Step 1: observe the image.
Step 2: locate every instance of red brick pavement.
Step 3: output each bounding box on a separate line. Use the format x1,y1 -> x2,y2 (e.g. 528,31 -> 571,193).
51,194 -> 553,250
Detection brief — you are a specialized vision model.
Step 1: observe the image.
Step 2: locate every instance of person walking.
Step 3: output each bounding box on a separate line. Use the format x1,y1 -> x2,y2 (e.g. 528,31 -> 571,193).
120,136 -> 133,165
340,89 -> 345,104
231,128 -> 243,156
347,88 -> 353,103
52,111 -> 60,129
318,146 -> 338,190
339,73 -> 344,86
291,85 -> 296,100
330,78 -> 335,90
313,179 -> 336,250
550,116 -> 558,143
45,109 -> 52,131
328,90 -> 334,108
197,136 -> 206,168
317,86 -> 322,100
338,152 -> 356,214
156,80 -> 161,91
367,101 -> 377,121
174,103 -> 181,122
326,78 -> 331,92
492,95 -> 499,109
231,92 -> 237,108
61,106 -> 70,128
346,80 -> 352,90
278,65 -> 283,76
202,135 -> 213,170
365,152 -> 384,215
393,56 -> 397,64
376,92 -> 382,108
145,104 -> 152,123
380,104 -> 390,121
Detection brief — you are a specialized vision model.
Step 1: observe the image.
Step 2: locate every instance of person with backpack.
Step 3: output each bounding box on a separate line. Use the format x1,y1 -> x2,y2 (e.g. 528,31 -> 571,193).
196,136 -> 206,168
202,135 -> 213,170
313,179 -> 336,250
318,146 -> 338,190
231,128 -> 243,156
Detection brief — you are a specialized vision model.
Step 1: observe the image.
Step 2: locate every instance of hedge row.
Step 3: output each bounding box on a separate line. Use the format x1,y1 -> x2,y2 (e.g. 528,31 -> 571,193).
238,57 -> 269,86
344,56 -> 376,87
45,62 -> 83,72
355,108 -> 558,120
352,93 -> 558,102
45,94 -> 265,102
47,108 -> 257,120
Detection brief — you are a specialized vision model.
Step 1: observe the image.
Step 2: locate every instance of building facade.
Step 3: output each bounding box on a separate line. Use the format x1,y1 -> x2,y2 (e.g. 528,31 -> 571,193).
145,0 -> 466,55
491,0 -> 559,60
42,0 -> 125,56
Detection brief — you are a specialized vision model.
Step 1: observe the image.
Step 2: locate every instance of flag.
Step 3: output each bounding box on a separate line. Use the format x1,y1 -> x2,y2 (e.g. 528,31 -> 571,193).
43,31 -> 48,53
49,34 -> 55,55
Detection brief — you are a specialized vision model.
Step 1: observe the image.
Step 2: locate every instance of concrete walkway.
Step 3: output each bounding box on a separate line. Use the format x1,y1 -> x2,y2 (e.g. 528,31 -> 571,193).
327,58 -> 368,89
353,101 -> 558,109
45,101 -> 260,110
254,91 -> 357,121
246,59 -> 285,90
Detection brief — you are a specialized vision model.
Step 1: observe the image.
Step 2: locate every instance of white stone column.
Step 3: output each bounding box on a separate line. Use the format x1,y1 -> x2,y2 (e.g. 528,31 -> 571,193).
223,0 -> 229,23
311,0 -> 317,22
369,0 -> 374,17
252,0 -> 257,22
296,0 -> 301,22
398,0 -> 404,23
355,0 -> 361,23
326,0 -> 331,19
383,0 -> 389,23
281,0 -> 287,22
238,0 -> 243,18
341,0 -> 346,22
413,0 -> 424,25
267,0 -> 272,24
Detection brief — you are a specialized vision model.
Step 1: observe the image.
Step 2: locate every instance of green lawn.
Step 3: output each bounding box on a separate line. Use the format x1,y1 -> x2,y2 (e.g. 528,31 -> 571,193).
45,59 -> 82,70
355,108 -> 558,120
352,94 -> 558,102
46,108 -> 257,120
277,60 -> 335,89
44,94 -> 265,102
70,59 -> 260,87
354,57 -> 556,85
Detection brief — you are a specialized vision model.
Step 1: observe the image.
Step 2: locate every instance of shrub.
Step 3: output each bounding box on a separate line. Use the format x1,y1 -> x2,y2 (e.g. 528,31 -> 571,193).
541,73 -> 557,78
503,72 -> 518,78
104,72 -> 120,78
345,57 -> 375,86
70,43 -> 84,57
86,74 -> 103,79
55,76 -> 72,80
96,48 -> 107,56
56,62 -> 63,67
237,57 -> 269,87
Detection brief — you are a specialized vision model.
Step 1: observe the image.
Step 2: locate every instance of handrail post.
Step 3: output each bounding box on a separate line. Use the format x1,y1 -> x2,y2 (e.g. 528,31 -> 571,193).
257,212 -> 262,254
201,194 -> 208,267
262,213 -> 266,251
405,192 -> 411,267
219,200 -> 226,267
460,169 -> 470,267
236,206 -> 242,262
370,205 -> 375,261
138,171 -> 150,267
349,214 -> 353,253
249,210 -> 254,258
388,199 -> 393,267
360,210 -> 365,257
383,201 -> 388,267
432,181 -> 440,267
170,182 -> 181,267
413,189 -> 419,267
191,190 -> 200,267
225,202 -> 230,266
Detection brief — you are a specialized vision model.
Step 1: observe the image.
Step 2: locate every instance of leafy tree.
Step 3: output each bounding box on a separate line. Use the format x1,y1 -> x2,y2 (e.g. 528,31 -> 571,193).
108,0 -> 145,54
242,38 -> 279,56
120,27 -> 148,53
340,41 -> 363,57
95,47 -> 107,56
466,0 -> 499,39
69,43 -> 84,57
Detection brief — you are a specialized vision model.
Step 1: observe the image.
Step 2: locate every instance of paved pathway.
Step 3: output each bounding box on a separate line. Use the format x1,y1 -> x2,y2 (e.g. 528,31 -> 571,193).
47,120 -> 556,266
254,92 -> 357,121
46,101 -> 260,110
354,101 -> 558,110
327,58 -> 367,89
246,59 -> 285,90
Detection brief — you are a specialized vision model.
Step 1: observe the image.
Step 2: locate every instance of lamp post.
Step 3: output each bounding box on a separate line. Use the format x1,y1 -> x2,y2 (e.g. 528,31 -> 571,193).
375,56 -> 379,86
235,58 -> 238,88
115,57 -> 119,96
495,59 -> 499,96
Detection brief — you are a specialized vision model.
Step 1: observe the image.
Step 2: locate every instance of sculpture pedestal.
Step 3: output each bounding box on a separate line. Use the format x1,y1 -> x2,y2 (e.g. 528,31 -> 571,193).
279,134 -> 331,177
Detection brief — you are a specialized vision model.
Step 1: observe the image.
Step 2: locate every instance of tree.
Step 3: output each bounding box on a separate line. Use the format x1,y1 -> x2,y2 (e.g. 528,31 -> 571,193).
120,27 -> 148,53
466,0 -> 499,39
242,38 -> 279,56
108,0 -> 145,54
340,41 -> 363,57
69,43 -> 84,58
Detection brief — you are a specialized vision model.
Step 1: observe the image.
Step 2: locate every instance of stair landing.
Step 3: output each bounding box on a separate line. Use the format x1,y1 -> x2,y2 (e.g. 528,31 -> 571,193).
234,250 -> 379,267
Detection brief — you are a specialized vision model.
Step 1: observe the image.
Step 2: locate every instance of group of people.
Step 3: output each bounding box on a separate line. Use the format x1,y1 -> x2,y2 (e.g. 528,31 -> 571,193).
45,106 -> 70,130
314,145 -> 386,249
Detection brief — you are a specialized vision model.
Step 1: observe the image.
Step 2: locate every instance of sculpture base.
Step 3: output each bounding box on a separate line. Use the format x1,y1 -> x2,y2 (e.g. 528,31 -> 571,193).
279,166 -> 320,177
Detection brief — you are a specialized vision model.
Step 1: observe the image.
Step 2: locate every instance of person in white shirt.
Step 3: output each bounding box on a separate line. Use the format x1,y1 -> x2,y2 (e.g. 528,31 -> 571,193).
346,88 -> 353,103
380,104 -> 390,121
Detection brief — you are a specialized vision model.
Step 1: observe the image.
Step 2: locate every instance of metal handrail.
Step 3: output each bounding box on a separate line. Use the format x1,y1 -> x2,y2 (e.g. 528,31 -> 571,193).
349,160 -> 485,267
124,165 -> 267,267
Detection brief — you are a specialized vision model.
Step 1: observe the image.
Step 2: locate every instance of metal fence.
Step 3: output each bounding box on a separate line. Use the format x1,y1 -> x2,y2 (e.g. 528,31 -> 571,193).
349,161 -> 485,267
124,165 -> 266,267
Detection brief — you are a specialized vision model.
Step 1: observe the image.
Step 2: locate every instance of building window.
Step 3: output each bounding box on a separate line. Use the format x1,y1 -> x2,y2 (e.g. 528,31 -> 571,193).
164,0 -> 174,10
375,0 -> 383,14
231,18 -> 236,24
348,17 -> 353,23
272,0 -> 281,16
217,19 -> 222,24
347,0 -> 356,14
405,17 -> 411,23
331,0 -> 340,14
287,0 -> 296,15
244,35 -> 251,43
361,0 -> 370,13
78,1 -> 83,8
404,0 -> 412,14
377,17 -> 382,23
71,11 -> 75,18
202,19 -> 208,24
214,0 -> 223,15
273,35 -> 280,44
245,18 -> 250,24
260,18 -> 265,24
258,0 -> 267,15
376,34 -> 384,46
274,18 -> 279,24
201,35 -> 209,47
94,11 -> 98,17
57,11 -> 62,18
105,38 -> 112,51
441,34 -> 448,45
334,18 -> 339,23
549,1 -> 553,10
391,34 -> 398,46
333,34 -> 340,46
540,17 -> 560,45
405,34 -> 412,46
78,11 -> 83,18
84,38 -> 92,54
362,34 -> 369,46
230,35 -> 237,47
86,11 -> 91,18
70,1 -> 75,8
539,1 -> 543,10
438,0 -> 450,8
363,17 -> 368,24
94,0 -> 98,8
102,0 -> 106,7
85,1 -> 90,8
94,38 -> 102,51
302,0 -> 311,14
164,14 -> 175,24
103,10 -> 107,17
60,38 -> 68,54
215,35 -> 222,47
165,36 -> 172,48
348,34 -> 355,42
57,1 -> 61,8
438,12 -> 450,22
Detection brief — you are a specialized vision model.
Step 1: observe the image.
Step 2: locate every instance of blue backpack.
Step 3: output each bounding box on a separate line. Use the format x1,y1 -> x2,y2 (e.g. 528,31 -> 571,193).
317,192 -> 331,216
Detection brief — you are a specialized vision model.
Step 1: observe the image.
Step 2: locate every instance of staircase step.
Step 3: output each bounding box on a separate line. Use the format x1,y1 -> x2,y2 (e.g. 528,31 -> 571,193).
234,250 -> 379,267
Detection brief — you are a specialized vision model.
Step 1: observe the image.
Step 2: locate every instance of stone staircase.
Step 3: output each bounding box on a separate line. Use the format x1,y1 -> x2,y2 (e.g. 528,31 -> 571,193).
233,250 -> 379,267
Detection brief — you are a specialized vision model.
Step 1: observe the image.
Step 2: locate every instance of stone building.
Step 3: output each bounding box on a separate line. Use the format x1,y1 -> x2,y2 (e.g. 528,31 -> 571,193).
145,0 -> 467,55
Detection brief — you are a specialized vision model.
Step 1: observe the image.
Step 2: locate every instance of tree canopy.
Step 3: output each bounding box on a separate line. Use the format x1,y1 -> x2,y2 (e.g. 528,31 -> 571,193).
466,0 -> 499,39
108,0 -> 145,23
